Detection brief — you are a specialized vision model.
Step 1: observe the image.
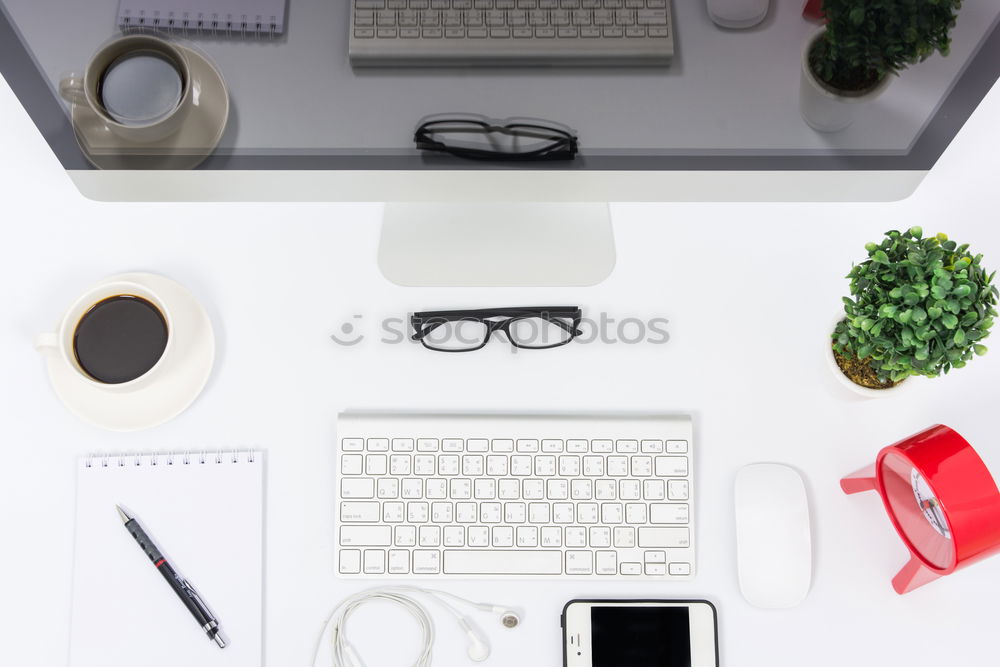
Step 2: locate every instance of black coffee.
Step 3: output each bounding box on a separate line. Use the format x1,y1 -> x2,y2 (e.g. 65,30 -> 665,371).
73,296 -> 168,384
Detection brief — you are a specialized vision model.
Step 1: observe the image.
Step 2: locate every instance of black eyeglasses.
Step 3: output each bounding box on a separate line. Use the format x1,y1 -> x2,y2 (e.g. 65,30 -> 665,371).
414,115 -> 579,162
411,306 -> 583,352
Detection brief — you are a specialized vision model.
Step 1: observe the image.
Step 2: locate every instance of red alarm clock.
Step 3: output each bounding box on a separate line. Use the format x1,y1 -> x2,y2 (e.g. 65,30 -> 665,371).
841,425 -> 1000,594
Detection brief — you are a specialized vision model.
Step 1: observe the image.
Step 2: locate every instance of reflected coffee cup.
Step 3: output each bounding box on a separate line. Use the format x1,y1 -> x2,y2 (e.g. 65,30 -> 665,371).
60,34 -> 193,143
35,279 -> 174,391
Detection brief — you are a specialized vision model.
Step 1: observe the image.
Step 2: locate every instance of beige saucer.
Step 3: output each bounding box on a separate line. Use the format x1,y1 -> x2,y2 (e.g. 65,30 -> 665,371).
71,45 -> 229,170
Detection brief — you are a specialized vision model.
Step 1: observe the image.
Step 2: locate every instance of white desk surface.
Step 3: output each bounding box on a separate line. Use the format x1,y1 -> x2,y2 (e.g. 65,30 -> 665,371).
2,75 -> 1000,667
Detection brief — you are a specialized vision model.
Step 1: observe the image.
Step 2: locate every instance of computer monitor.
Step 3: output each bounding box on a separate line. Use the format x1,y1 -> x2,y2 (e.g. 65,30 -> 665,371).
2,1 -> 999,285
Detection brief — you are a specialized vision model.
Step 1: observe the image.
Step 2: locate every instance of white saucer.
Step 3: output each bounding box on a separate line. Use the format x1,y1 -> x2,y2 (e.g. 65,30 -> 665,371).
71,45 -> 229,170
41,273 -> 215,431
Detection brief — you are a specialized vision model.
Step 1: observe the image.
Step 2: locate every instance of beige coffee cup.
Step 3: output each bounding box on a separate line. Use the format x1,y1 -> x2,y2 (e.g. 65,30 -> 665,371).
59,34 -> 192,143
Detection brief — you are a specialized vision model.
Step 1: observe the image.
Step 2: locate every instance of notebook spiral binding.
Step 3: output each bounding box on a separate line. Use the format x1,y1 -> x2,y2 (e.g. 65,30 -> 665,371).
84,450 -> 257,468
120,12 -> 280,38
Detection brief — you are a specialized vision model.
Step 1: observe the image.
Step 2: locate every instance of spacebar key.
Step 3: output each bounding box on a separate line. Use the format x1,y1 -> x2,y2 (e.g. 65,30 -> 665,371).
444,550 -> 563,575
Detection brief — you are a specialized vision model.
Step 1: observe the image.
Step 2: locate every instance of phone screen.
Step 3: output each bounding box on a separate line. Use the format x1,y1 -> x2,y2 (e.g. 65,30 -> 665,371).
591,606 -> 691,667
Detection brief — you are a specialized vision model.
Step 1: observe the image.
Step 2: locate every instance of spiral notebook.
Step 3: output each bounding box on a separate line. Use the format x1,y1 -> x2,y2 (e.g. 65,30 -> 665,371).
117,0 -> 287,36
69,451 -> 263,667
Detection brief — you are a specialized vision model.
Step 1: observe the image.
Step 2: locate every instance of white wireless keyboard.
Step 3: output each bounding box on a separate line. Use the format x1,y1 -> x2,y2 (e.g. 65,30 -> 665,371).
335,413 -> 694,579
349,0 -> 674,66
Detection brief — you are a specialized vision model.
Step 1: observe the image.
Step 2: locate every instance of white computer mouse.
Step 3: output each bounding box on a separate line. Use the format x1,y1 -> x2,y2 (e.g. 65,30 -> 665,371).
734,463 -> 812,608
707,0 -> 769,29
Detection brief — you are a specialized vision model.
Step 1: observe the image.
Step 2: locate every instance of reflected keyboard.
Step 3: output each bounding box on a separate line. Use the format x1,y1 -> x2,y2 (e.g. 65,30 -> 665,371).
335,413 -> 694,579
349,0 -> 674,66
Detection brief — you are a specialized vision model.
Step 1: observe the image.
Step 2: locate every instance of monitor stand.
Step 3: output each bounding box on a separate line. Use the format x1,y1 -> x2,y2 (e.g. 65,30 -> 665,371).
377,203 -> 615,287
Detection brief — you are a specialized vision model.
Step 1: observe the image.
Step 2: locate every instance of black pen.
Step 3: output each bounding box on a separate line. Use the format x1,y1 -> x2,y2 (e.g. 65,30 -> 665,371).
116,505 -> 228,648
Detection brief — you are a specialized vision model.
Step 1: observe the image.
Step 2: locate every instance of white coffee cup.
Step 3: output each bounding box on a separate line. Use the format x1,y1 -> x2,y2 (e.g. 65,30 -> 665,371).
59,34 -> 193,143
35,279 -> 174,392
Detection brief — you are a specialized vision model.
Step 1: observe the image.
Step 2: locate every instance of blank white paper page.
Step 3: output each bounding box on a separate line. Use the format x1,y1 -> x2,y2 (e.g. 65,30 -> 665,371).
68,451 -> 263,667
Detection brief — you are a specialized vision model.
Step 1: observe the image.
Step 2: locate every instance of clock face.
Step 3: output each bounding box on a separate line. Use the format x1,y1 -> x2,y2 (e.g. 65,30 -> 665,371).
879,453 -> 956,570
911,468 -> 952,539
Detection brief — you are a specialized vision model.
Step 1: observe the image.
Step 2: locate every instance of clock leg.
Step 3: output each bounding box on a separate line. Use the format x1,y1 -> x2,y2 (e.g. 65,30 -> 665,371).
840,464 -> 877,494
892,555 -> 943,594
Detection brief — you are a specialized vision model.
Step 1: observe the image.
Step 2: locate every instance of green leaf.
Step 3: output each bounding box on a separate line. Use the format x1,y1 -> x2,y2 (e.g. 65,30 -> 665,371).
928,306 -> 943,319
941,313 -> 958,329
873,250 -> 889,264
974,344 -> 988,356
954,329 -> 966,346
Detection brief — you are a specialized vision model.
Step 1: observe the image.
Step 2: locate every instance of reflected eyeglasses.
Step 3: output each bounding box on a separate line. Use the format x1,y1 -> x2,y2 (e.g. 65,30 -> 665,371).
414,117 -> 579,161
411,306 -> 583,352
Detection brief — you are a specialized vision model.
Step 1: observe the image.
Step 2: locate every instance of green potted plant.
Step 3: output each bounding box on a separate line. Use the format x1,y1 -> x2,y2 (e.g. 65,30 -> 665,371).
828,227 -> 997,397
800,0 -> 963,132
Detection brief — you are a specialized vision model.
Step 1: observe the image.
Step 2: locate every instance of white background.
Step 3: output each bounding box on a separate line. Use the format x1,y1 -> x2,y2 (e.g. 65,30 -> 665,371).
2,71 -> 1000,667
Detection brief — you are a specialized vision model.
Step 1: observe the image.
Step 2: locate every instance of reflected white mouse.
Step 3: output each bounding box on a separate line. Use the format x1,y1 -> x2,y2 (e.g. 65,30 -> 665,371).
707,0 -> 769,29
734,463 -> 812,609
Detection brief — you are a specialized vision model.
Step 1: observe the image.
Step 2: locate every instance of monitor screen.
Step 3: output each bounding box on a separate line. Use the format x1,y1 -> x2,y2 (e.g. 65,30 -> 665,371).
1,0 -> 998,176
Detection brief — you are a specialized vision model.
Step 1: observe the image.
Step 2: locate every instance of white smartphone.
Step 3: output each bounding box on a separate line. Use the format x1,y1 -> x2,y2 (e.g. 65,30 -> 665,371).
562,599 -> 718,667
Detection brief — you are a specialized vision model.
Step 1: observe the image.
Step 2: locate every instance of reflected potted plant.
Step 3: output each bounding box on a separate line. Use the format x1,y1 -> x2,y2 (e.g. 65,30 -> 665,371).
829,227 -> 997,397
800,0 -> 962,132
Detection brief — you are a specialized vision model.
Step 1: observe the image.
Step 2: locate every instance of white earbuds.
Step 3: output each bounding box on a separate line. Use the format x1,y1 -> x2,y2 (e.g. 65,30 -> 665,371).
316,587 -> 520,667
461,619 -> 491,662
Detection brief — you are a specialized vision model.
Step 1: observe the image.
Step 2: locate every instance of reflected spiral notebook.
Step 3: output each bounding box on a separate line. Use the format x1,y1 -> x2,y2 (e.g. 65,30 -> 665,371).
117,0 -> 287,37
68,451 -> 263,667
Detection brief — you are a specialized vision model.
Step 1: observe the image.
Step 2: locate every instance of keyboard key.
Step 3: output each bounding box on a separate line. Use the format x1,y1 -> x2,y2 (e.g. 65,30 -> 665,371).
480,502 -> 502,523
613,526 -> 635,547
391,438 -> 414,451
413,550 -> 441,574
535,455 -> 556,476
542,439 -> 564,452
516,526 -> 538,546
619,479 -> 641,500
590,526 -> 611,547
566,526 -> 587,547
601,503 -> 623,524
577,502 -> 599,524
644,550 -> 666,564
655,456 -> 688,477
499,479 -> 520,499
571,479 -> 592,500
631,456 -> 652,477
450,478 -> 472,499
431,502 -> 454,522
408,502 -> 429,522
342,438 -> 364,451
547,479 -> 569,499
341,455 -> 363,475
567,439 -> 588,452
468,526 -> 489,547
456,502 -> 478,523
425,478 -> 447,499
438,455 -> 460,475
419,525 -> 441,546
620,561 -> 641,575
366,454 -> 387,475
565,550 -> 593,574
364,549 -> 386,574
523,479 -> 544,499
541,526 -> 562,547
340,549 -> 362,574
595,480 -> 616,499
666,439 -> 688,453
401,478 -> 423,498
390,455 -> 411,475
669,562 -> 692,576
638,527 -> 689,548
644,562 -> 666,576
492,526 -> 514,547
389,550 -> 410,573
377,478 -> 399,498
596,550 -> 617,574
417,438 -> 439,452
667,479 -> 689,500
341,526 -> 392,546
492,439 -> 514,452
475,478 -> 497,499
607,456 -> 629,477
559,456 -> 581,476
414,455 -> 436,475
643,479 -> 665,500
442,438 -> 464,451
444,526 -> 466,546
641,439 -> 663,453
616,439 -> 638,453
444,550 -> 562,574
341,502 -> 380,522
341,479 -> 375,499
529,503 -> 550,523
463,455 -> 484,475
487,455 -> 509,476
467,439 -> 489,452
511,455 -> 533,476
395,525 -> 417,546
651,503 -> 689,524
516,439 -> 539,452
368,438 -> 389,451
383,502 -> 405,522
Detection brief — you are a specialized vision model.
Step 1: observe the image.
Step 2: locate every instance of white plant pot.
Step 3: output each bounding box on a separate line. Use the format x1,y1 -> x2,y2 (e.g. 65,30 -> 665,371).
800,28 -> 892,132
827,316 -> 910,399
